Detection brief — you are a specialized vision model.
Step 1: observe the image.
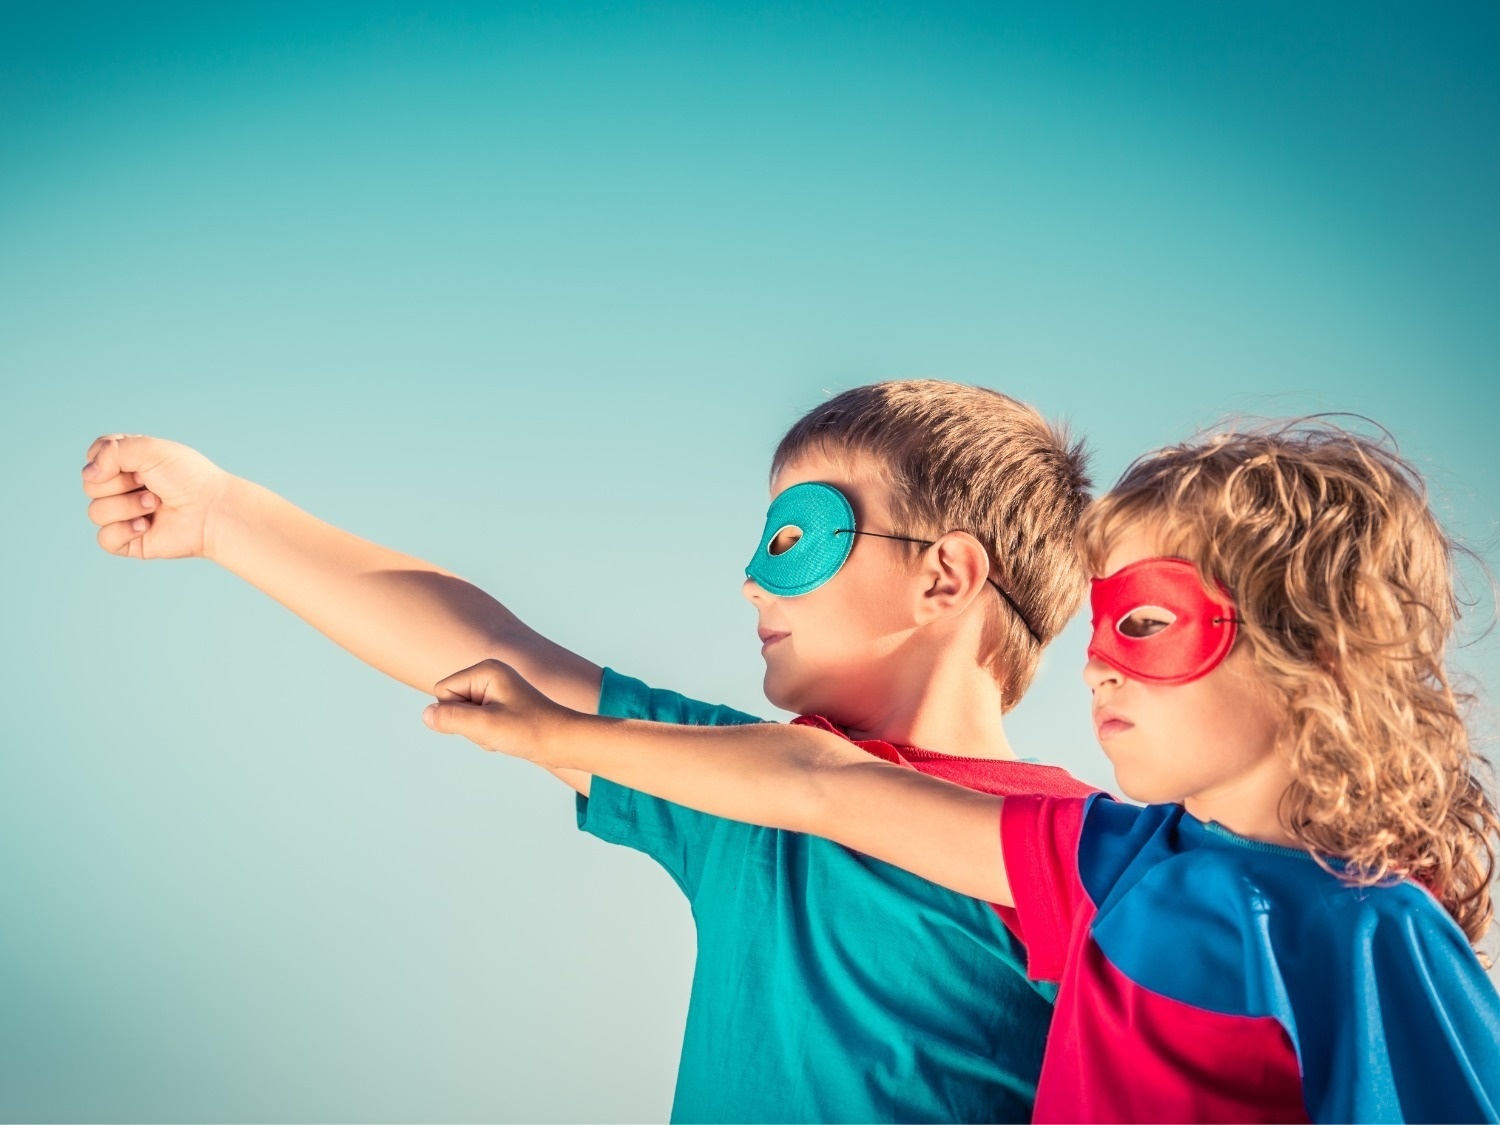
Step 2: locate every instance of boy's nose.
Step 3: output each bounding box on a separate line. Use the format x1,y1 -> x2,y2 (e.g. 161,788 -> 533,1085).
741,576 -> 767,604
1082,654 -> 1122,692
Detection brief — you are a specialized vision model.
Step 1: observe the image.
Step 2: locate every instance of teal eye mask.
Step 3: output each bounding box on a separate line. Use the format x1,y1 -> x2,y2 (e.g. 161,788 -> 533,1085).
745,481 -> 856,596
745,480 -> 1046,643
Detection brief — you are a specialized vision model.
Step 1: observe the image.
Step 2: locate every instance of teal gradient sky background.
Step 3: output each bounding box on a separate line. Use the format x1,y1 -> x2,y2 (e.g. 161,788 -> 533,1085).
3,3 -> 1498,1120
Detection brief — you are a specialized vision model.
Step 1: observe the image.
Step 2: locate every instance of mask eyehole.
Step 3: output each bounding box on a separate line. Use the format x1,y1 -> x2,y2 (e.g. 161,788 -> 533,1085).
1117,605 -> 1177,639
768,525 -> 804,556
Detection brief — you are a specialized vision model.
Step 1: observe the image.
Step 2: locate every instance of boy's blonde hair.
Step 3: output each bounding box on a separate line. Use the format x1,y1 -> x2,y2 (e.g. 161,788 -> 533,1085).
1079,420 -> 1499,951
772,380 -> 1093,710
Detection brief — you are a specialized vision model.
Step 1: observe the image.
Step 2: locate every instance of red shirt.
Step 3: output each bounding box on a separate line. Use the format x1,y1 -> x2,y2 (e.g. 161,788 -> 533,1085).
793,714 -> 1097,931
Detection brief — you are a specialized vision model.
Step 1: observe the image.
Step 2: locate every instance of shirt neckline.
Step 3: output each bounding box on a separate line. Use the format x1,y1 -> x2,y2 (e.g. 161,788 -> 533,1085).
794,714 -> 1065,770
1195,815 -> 1328,863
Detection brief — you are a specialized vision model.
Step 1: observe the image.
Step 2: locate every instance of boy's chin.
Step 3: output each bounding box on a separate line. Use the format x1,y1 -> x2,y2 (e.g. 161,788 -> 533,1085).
762,667 -> 832,718
761,669 -> 804,714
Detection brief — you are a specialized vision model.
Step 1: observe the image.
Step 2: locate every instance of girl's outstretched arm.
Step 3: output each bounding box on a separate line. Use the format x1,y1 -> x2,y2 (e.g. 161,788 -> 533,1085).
424,660 -> 1013,906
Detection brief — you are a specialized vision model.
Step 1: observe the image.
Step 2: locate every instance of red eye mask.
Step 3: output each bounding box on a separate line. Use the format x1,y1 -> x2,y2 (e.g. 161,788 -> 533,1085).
1088,557 -> 1239,685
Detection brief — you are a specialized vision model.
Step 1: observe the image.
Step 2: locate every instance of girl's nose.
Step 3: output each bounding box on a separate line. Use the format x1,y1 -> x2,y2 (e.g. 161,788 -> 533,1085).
1082,654 -> 1123,691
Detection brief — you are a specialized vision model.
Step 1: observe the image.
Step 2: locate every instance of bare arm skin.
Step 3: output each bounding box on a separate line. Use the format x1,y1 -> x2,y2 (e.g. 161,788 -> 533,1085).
424,660 -> 1013,905
82,435 -> 600,794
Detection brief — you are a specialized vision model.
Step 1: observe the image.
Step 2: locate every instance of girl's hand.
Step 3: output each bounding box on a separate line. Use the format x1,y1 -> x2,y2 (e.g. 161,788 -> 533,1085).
423,659 -> 578,764
81,435 -> 233,560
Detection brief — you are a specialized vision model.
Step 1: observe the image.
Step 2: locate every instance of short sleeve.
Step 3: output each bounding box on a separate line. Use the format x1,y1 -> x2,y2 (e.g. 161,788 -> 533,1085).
575,669 -> 763,901
998,794 -> 1096,982
1292,889 -> 1500,1123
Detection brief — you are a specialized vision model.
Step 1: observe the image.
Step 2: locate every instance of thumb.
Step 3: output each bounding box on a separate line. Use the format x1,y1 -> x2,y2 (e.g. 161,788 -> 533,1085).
82,434 -> 166,489
423,700 -> 490,740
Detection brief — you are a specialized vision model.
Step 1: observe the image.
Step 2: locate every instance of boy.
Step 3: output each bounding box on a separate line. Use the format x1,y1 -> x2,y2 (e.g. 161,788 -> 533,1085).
81,380 -> 1095,1122
419,424 -> 1500,1122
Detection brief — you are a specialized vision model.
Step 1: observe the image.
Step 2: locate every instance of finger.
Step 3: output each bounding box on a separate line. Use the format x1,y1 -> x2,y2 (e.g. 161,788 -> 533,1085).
432,658 -> 518,703
86,489 -> 159,528
82,469 -> 144,499
432,664 -> 491,704
96,517 -> 152,558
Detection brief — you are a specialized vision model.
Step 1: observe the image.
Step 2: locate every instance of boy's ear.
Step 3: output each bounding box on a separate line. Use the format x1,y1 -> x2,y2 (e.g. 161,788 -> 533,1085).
916,531 -> 993,621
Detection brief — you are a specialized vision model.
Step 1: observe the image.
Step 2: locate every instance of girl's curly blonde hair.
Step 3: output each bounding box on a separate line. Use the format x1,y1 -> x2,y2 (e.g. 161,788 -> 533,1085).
1079,420 -> 1499,952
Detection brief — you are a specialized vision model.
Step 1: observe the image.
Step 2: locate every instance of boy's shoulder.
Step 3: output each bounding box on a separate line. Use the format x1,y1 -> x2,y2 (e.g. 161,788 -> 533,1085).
600,667 -> 1096,799
790,714 -> 1097,798
599,667 -> 764,727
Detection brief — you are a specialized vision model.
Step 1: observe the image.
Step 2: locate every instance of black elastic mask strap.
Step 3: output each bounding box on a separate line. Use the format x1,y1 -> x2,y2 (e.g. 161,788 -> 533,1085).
834,529 -> 1044,646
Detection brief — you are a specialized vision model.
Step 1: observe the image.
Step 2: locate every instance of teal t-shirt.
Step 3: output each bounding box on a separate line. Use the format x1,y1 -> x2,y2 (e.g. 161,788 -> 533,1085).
577,669 -> 1055,1123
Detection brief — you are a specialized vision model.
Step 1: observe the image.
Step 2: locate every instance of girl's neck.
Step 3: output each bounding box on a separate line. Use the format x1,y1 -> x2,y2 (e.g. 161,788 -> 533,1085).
1182,756 -> 1300,849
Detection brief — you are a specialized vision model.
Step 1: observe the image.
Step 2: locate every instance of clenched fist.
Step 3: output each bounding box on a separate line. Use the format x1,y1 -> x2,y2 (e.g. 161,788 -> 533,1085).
422,658 -> 578,765
81,434 -> 231,560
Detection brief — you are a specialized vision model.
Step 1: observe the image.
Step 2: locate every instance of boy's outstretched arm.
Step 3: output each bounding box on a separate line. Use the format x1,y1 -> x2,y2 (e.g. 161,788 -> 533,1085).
81,435 -> 600,793
424,660 -> 1014,906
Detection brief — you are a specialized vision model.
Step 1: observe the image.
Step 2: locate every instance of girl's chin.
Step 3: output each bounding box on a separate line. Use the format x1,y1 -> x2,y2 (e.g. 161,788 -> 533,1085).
1106,764 -> 1179,806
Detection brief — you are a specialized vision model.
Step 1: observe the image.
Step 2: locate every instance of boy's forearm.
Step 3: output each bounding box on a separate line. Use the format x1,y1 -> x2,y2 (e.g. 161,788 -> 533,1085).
205,477 -> 601,708
542,716 -> 1012,904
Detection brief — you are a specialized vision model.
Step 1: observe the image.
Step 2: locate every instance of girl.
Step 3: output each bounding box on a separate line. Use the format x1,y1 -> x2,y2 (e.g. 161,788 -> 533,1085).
425,421 -> 1500,1122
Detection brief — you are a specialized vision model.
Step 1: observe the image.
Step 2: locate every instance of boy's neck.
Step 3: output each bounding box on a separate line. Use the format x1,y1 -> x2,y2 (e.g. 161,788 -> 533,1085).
838,658 -> 1015,761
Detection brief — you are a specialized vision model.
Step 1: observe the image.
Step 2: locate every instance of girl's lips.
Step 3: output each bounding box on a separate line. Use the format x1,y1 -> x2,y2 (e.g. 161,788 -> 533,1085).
758,629 -> 789,650
1096,717 -> 1133,739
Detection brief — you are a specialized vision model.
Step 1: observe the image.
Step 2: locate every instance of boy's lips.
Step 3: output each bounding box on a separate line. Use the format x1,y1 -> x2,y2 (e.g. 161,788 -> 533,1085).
757,627 -> 790,650
1093,707 -> 1133,739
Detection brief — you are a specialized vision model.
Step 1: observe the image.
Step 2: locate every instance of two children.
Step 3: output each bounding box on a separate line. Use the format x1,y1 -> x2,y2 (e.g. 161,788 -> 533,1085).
82,382 -> 1095,1121
423,422 -> 1500,1122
